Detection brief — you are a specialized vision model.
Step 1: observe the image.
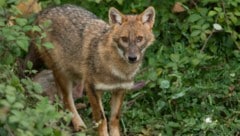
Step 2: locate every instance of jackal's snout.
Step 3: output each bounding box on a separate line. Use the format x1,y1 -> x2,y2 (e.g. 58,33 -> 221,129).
128,55 -> 137,63
127,46 -> 140,63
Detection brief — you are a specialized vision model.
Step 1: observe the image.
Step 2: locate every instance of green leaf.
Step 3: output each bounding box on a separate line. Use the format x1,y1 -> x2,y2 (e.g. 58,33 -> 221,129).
0,0 -> 5,7
167,121 -> 180,128
171,90 -> 187,99
23,25 -> 33,31
214,7 -> 222,12
43,20 -> 52,28
148,70 -> 158,81
170,53 -> 180,62
94,0 -> 101,3
200,33 -> 207,41
33,83 -> 43,93
156,100 -> 166,111
4,54 -> 15,64
159,80 -> 170,89
15,18 -> 28,26
191,30 -> 201,37
230,15 -> 238,24
17,39 -> 29,52
74,132 -> 86,136
7,0 -> 18,4
208,10 -> 217,16
6,94 -> 16,103
148,57 -> 156,66
191,25 -> 202,30
188,14 -> 202,22
191,58 -> 201,66
8,115 -> 19,123
116,0 -> 123,5
27,61 -> 33,69
0,100 -> 10,107
12,102 -> 24,109
53,0 -> 61,5
6,35 -> 16,41
43,42 -> 54,49
183,118 -> 196,127
202,23 -> 210,30
0,20 -> 5,26
234,11 -> 240,16
32,26 -> 41,32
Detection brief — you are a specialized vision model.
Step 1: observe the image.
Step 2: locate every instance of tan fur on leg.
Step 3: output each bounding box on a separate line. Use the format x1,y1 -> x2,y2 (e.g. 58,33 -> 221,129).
109,90 -> 125,136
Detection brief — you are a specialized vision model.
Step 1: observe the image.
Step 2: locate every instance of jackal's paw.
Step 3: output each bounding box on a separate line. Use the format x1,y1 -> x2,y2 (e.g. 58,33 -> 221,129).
72,118 -> 87,131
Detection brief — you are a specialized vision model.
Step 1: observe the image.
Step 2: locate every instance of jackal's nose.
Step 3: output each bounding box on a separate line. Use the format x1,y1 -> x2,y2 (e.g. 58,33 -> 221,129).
128,55 -> 137,63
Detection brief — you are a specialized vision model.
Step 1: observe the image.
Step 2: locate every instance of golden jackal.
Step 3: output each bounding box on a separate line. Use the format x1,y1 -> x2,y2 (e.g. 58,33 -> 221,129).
37,4 -> 155,136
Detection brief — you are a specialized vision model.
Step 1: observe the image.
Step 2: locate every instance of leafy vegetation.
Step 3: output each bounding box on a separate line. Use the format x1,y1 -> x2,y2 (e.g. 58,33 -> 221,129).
0,0 -> 240,135
0,0 -> 71,135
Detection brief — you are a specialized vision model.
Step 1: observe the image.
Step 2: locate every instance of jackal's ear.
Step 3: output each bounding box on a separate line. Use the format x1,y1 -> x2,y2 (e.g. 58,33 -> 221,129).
140,6 -> 155,28
109,7 -> 124,25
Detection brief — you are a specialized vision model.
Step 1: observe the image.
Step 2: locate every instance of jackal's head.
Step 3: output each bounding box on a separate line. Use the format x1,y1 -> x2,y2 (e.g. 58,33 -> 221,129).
109,6 -> 155,64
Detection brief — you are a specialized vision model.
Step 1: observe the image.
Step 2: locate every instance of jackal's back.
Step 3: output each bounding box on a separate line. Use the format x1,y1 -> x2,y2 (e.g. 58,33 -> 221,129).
37,5 -> 109,77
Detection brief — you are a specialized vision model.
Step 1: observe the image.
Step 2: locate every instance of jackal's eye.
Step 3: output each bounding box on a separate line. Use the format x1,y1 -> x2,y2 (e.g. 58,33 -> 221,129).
121,36 -> 129,43
136,36 -> 143,43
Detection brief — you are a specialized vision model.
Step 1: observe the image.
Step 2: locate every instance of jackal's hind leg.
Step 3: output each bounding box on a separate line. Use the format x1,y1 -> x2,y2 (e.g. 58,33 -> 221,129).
53,71 -> 86,131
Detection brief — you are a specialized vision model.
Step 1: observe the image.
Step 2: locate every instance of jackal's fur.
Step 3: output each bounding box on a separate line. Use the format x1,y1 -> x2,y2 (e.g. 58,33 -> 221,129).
36,4 -> 155,136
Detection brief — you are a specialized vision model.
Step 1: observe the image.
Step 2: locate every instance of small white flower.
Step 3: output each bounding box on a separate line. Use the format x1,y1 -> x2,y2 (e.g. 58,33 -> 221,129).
205,117 -> 212,123
230,73 -> 235,77
213,23 -> 223,31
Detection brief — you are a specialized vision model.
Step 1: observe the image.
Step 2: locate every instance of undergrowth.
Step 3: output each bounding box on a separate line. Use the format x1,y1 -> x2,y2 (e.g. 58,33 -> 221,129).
0,0 -> 239,135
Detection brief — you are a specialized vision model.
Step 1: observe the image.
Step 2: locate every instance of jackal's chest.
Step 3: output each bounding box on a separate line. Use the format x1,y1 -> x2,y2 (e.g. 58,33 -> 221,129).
90,59 -> 141,91
92,66 -> 137,91
94,81 -> 134,90
110,65 -> 139,80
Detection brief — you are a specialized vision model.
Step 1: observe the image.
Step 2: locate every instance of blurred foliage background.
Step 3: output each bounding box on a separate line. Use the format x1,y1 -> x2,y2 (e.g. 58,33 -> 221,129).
0,0 -> 240,135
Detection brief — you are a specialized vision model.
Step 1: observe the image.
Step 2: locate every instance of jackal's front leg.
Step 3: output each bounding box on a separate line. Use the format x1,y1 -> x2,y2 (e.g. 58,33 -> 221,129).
85,83 -> 108,136
109,90 -> 125,136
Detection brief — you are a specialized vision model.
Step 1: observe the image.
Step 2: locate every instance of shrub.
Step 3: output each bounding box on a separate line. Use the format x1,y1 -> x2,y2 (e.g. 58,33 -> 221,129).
0,1 -> 71,135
